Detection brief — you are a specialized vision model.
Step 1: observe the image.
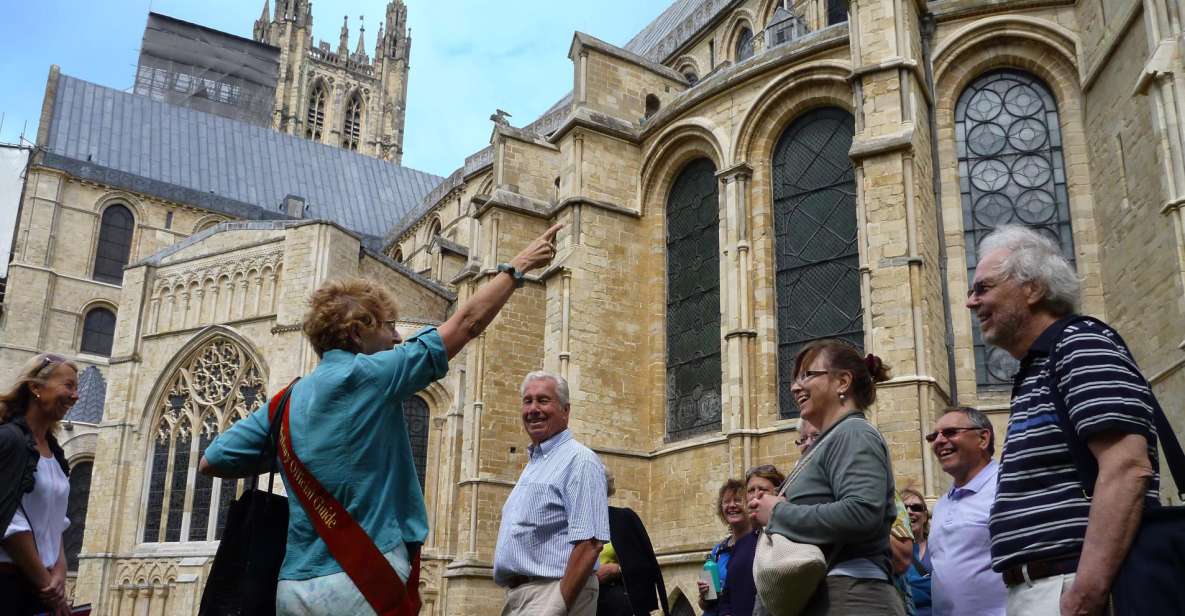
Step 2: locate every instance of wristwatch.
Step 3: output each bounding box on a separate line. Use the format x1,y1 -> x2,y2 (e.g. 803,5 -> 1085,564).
496,262 -> 526,288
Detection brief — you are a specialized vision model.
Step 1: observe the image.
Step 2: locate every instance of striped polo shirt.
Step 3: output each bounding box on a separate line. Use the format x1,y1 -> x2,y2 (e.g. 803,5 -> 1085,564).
989,316 -> 1160,572
493,429 -> 610,586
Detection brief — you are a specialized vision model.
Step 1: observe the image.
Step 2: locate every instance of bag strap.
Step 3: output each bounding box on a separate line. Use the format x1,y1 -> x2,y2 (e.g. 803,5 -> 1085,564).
268,383 -> 419,616
1043,315 -> 1185,501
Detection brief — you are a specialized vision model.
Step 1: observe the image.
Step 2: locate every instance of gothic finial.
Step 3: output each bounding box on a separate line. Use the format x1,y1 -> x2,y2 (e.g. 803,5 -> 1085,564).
338,14 -> 349,57
260,0 -> 270,22
355,15 -> 366,56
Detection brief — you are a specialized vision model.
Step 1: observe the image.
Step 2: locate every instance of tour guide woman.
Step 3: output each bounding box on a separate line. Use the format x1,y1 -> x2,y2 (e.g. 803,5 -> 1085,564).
0,353 -> 79,616
749,340 -> 903,615
200,224 -> 562,614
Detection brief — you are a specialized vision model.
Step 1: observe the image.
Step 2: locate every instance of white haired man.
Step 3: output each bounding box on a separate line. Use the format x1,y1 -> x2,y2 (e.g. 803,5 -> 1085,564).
966,225 -> 1161,615
493,371 -> 609,616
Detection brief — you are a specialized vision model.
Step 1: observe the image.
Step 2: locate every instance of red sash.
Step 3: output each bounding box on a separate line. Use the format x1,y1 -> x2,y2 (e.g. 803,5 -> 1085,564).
268,385 -> 421,616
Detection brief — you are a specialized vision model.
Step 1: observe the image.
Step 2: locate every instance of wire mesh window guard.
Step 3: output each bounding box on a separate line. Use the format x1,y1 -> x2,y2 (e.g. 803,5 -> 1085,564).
63,461 -> 92,572
773,107 -> 862,418
306,84 -> 326,140
94,205 -> 134,284
80,308 -> 116,356
666,158 -> 722,441
142,337 -> 267,543
735,27 -> 755,62
343,95 -> 363,150
956,69 -> 1075,388
403,396 -> 430,489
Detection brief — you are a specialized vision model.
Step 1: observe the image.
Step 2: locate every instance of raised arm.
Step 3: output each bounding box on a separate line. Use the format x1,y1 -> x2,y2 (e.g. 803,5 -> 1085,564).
437,223 -> 561,358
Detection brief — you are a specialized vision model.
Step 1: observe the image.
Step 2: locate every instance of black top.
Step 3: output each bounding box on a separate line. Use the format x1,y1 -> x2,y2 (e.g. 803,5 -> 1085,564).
0,415 -> 69,535
718,529 -> 759,616
606,506 -> 670,616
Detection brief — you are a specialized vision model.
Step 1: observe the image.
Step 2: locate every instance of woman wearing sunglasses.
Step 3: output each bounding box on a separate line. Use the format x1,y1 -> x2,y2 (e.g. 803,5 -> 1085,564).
0,353 -> 80,616
901,488 -> 932,616
749,340 -> 903,615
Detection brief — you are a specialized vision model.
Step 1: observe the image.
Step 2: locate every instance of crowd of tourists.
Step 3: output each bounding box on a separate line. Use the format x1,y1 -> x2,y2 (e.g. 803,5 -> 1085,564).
0,221 -> 1179,616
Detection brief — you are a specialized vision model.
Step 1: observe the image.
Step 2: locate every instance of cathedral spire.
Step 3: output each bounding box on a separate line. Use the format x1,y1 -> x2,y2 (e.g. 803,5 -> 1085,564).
338,15 -> 349,57
253,0 -> 270,41
375,22 -> 385,60
260,0 -> 269,22
355,16 -> 366,57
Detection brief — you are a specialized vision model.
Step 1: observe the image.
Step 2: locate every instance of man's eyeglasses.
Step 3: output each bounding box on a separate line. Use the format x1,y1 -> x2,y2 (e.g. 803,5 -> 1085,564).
967,278 -> 1002,299
905,502 -> 927,513
794,370 -> 830,385
794,433 -> 819,447
924,427 -> 984,442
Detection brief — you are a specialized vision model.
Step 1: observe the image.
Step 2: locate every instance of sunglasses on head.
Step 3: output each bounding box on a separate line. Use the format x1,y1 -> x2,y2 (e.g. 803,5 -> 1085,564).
35,354 -> 68,376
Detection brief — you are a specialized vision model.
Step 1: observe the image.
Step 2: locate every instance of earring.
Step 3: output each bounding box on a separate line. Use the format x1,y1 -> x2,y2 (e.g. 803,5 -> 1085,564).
838,391 -> 847,401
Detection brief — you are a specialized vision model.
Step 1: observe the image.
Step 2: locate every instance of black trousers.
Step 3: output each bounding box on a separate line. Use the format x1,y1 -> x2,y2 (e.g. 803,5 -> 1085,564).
0,571 -> 51,616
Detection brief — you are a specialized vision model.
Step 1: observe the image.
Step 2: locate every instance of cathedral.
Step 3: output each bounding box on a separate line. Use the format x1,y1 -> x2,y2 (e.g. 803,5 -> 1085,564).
2,0 -> 1184,613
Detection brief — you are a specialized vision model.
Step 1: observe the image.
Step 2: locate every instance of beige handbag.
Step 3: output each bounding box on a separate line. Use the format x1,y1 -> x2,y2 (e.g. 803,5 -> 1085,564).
752,444 -> 828,616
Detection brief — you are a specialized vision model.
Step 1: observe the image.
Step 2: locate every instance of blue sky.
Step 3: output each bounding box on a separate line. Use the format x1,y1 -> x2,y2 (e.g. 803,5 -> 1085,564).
0,0 -> 673,176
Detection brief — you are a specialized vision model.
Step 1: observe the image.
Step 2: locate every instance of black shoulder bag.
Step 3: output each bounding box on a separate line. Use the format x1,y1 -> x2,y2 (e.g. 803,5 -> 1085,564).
1044,316 -> 1185,616
198,381 -> 298,616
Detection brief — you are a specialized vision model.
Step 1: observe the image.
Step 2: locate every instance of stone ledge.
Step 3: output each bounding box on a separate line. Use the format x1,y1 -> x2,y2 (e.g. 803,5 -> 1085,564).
569,31 -> 689,85
849,125 -> 916,161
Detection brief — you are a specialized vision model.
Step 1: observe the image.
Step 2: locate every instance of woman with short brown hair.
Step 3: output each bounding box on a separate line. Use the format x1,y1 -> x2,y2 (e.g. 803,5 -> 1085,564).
0,353 -> 80,616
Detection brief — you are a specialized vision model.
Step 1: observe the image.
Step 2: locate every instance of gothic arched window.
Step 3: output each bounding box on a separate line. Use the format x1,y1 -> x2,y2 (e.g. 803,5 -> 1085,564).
80,307 -> 117,356
93,204 -> 134,284
63,460 -> 92,572
827,0 -> 848,25
343,94 -> 363,151
772,107 -> 862,417
142,337 -> 267,543
956,69 -> 1075,388
306,82 -> 326,141
735,27 -> 754,62
666,158 -> 722,440
402,396 -> 430,489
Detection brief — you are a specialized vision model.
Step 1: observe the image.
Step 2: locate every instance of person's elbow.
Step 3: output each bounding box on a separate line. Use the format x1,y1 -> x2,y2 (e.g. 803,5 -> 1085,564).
1093,433 -> 1155,488
198,455 -> 221,478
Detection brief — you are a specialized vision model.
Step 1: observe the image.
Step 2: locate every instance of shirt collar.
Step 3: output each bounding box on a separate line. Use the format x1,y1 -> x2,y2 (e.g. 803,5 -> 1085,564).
528,429 -> 572,458
1021,314 -> 1081,361
948,459 -> 998,498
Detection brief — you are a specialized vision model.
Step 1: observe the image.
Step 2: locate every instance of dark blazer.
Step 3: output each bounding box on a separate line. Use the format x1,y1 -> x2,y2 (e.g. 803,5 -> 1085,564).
608,505 -> 670,616
0,416 -> 69,535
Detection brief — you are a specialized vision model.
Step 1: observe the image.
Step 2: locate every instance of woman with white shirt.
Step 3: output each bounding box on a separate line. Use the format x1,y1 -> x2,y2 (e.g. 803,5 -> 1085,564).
0,353 -> 78,616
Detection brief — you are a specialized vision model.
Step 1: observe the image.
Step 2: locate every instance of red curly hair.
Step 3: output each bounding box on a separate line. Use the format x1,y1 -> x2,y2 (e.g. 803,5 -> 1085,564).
302,278 -> 399,357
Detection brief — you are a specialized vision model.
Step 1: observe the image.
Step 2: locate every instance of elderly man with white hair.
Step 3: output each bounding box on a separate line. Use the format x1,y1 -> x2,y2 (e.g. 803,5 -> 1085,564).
966,225 -> 1164,616
494,370 -> 610,616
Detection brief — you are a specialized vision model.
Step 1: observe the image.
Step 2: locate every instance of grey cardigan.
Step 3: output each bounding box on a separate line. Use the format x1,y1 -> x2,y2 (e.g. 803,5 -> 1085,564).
766,411 -> 895,574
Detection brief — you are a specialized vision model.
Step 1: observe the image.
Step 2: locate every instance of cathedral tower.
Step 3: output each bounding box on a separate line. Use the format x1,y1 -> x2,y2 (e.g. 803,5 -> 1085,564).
253,0 -> 411,164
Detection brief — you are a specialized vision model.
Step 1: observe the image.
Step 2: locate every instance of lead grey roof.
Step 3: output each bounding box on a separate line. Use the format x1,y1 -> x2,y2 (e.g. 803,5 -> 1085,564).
65,366 -> 106,424
44,74 -> 443,242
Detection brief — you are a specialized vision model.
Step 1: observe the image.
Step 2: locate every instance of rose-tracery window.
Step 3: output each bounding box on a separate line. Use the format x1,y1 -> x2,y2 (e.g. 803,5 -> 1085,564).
956,70 -> 1075,388
142,337 -> 267,543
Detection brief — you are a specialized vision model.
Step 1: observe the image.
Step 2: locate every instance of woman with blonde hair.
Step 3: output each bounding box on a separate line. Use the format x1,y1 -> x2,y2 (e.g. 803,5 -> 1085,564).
0,353 -> 80,616
200,224 -> 561,615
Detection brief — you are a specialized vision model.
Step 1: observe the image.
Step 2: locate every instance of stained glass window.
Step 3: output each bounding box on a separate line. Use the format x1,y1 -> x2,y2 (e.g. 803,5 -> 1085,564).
94,205 -> 133,284
666,158 -> 722,440
142,337 -> 266,543
343,95 -> 362,151
403,396 -> 430,489
956,70 -> 1075,388
735,27 -> 754,62
80,308 -> 116,356
772,107 -> 862,418
306,83 -> 326,141
63,461 -> 92,572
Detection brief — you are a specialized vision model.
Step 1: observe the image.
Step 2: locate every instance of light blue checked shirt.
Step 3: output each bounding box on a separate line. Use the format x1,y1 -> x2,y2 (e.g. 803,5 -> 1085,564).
493,429 -> 610,586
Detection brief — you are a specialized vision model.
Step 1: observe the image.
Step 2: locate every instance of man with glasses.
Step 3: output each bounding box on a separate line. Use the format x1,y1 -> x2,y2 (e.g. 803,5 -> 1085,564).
967,225 -> 1160,616
925,407 -> 1005,615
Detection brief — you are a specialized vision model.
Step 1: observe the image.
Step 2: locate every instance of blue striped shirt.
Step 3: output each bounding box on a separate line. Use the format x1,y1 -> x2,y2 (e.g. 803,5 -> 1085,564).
989,317 -> 1160,572
493,429 -> 610,586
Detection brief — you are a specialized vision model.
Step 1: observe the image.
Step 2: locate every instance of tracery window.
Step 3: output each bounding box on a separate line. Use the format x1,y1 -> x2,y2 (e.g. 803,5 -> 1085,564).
80,307 -> 116,356
956,69 -> 1075,388
343,94 -> 363,151
94,204 -> 134,284
306,82 -> 326,141
63,460 -> 92,572
772,107 -> 862,418
666,158 -> 722,440
402,396 -> 430,489
142,337 -> 267,543
735,27 -> 754,62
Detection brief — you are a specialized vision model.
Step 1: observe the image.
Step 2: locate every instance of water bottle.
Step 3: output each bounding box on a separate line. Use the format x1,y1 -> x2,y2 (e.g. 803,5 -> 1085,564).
703,556 -> 722,592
